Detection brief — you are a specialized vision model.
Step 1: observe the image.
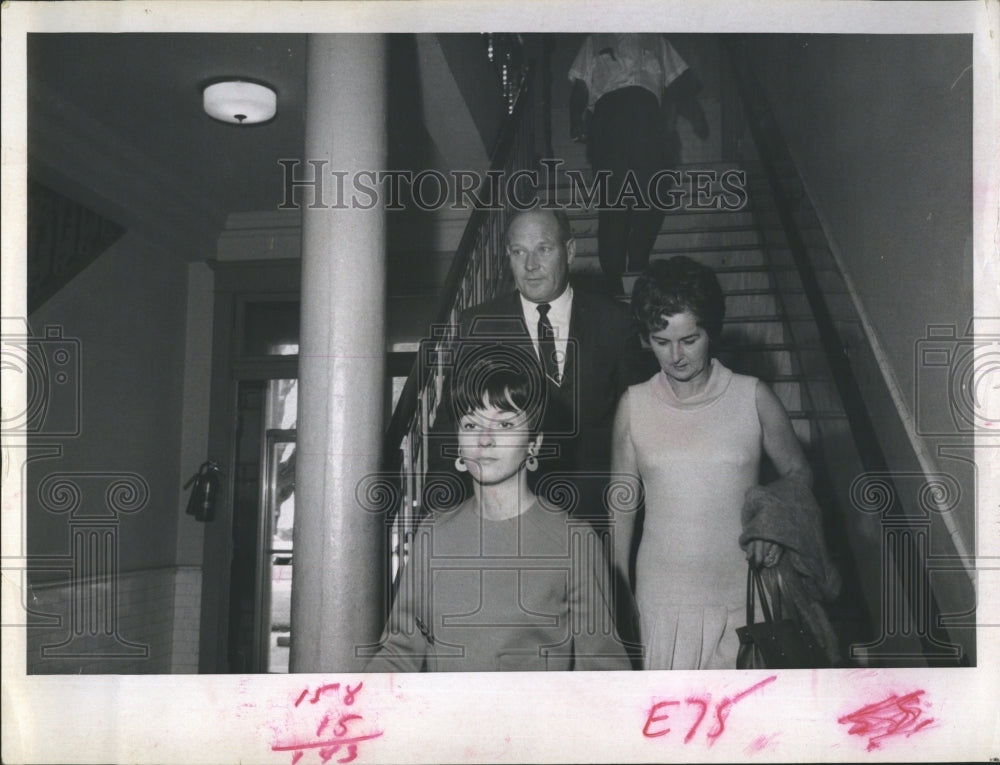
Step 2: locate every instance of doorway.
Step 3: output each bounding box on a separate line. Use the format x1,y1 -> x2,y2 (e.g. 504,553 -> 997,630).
197,260 -> 301,673
227,378 -> 297,672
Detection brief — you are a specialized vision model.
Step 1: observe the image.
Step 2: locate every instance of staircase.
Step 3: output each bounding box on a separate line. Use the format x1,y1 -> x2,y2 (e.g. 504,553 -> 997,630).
380,36 -> 974,667
550,162 -> 822,450
381,77 -> 871,658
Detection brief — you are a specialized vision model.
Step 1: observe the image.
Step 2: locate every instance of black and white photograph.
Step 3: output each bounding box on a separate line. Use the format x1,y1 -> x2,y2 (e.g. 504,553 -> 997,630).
2,1 -> 998,763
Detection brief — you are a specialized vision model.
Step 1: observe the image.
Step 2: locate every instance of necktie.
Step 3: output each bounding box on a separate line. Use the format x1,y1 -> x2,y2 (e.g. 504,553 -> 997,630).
536,303 -> 560,385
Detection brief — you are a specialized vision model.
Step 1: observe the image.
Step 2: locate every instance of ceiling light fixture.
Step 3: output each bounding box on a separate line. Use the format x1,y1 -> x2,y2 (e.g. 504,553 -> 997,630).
203,80 -> 277,125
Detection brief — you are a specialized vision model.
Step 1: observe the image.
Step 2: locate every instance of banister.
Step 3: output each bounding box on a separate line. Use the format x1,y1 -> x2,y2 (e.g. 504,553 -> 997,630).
726,37 -> 970,665
378,59 -> 535,592
382,68 -> 533,471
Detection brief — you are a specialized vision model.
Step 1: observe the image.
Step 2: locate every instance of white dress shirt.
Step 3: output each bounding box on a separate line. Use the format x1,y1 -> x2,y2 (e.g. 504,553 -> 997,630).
519,286 -> 573,383
568,33 -> 689,110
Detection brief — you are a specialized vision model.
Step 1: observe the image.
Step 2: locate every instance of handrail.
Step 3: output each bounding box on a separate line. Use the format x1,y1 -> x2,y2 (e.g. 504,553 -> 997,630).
726,38 -> 896,484
382,70 -> 532,470
380,65 -> 535,582
726,38 -> 968,665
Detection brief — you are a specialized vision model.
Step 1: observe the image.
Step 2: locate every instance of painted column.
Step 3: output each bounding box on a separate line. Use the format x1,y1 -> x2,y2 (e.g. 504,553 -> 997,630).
291,34 -> 388,672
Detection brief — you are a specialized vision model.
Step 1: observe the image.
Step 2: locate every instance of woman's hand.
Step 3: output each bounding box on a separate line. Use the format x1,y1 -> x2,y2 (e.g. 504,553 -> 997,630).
747,539 -> 783,569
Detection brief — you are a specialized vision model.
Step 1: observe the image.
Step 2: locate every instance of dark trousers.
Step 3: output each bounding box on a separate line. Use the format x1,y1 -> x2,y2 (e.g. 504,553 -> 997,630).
590,86 -> 674,283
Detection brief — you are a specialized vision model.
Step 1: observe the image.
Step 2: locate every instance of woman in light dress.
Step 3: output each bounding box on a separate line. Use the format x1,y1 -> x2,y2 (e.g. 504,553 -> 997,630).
611,256 -> 812,670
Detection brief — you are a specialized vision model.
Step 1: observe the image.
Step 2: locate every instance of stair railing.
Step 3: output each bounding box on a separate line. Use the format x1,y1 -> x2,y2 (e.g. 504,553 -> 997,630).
726,39 -> 887,477
725,37 -> 972,664
380,67 -> 534,583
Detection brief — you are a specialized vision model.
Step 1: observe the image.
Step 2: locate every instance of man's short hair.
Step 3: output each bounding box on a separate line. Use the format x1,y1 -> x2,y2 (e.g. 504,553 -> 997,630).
503,207 -> 574,247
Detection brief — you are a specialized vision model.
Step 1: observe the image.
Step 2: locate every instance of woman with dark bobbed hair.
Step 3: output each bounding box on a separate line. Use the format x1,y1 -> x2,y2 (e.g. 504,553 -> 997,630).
367,347 -> 631,672
611,256 -> 813,669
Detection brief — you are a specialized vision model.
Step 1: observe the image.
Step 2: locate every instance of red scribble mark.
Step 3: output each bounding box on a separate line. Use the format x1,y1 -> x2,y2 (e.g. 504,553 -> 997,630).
708,675 -> 777,743
643,676 -> 776,746
291,753 -> 304,765
838,690 -> 934,751
744,733 -> 778,754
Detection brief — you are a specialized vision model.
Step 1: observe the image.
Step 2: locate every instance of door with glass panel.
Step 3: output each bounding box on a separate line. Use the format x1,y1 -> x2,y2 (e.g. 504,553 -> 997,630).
198,262 -> 301,673
257,393 -> 296,672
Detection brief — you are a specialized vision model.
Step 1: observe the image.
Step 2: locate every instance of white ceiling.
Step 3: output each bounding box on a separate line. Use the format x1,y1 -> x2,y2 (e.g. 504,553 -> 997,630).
28,33 -> 308,230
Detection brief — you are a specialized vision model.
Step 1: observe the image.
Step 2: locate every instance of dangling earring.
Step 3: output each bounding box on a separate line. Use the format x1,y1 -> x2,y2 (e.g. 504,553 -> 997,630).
455,456 -> 468,472
525,444 -> 538,472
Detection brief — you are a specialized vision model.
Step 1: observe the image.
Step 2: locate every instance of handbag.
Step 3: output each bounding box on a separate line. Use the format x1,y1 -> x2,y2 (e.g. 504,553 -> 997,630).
736,564 -> 828,669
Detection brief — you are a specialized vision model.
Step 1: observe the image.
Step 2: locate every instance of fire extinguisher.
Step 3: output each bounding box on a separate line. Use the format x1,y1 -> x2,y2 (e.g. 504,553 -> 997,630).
184,460 -> 223,522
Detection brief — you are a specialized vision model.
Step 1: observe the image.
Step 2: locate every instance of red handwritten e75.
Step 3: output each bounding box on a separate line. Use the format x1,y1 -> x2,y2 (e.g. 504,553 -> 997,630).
642,675 -> 777,746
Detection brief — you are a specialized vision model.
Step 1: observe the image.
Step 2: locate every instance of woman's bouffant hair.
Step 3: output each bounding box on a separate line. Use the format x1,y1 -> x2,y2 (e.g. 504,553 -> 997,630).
631,256 -> 726,341
449,345 -> 546,435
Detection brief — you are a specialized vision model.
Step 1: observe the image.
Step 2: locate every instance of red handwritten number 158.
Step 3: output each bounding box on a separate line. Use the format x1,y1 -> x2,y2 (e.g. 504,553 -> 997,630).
642,676 -> 777,745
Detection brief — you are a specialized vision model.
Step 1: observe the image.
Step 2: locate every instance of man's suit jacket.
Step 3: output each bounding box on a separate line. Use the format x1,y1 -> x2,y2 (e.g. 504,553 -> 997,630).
436,289 -> 645,518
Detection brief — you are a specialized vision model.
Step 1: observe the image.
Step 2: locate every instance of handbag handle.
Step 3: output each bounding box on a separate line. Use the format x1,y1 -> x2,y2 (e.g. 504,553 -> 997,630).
746,564 -> 775,625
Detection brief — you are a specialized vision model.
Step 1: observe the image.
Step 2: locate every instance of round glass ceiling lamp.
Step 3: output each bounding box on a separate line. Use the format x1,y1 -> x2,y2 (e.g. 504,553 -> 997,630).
203,80 -> 277,124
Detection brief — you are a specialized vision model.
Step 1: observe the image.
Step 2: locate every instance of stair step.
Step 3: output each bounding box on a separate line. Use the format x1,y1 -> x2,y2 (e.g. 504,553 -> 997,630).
566,209 -> 758,230
544,160 -> 748,177
805,380 -> 847,415
570,224 -> 761,252
763,246 -> 840,273
541,186 -> 747,202
574,247 -> 769,274
770,270 -> 845,298
720,321 -> 788,346
622,266 -> 780,296
716,347 -> 797,378
771,380 -> 804,411
725,293 -> 778,316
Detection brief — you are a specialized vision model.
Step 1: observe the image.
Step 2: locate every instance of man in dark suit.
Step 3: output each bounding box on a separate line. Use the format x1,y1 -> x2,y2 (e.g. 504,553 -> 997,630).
422,208 -> 646,665
450,208 -> 643,520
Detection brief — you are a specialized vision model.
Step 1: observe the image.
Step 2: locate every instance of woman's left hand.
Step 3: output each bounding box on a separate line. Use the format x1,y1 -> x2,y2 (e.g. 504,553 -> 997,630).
747,539 -> 783,569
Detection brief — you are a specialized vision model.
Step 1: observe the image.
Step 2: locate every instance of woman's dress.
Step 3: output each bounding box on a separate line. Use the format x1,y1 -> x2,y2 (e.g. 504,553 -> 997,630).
628,359 -> 761,669
366,498 -> 632,672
